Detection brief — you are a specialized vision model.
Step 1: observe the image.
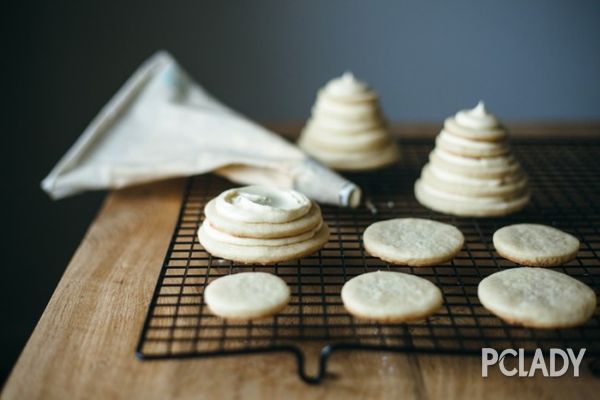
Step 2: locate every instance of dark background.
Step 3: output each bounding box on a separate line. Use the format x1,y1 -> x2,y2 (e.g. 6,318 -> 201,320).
3,0 -> 600,384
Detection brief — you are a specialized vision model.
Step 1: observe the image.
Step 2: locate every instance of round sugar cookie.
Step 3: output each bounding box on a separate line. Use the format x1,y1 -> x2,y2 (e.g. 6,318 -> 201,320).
202,220 -> 323,247
478,268 -> 596,328
312,92 -> 381,120
421,164 -> 529,198
436,130 -> 510,157
341,271 -> 443,322
307,115 -> 383,135
363,218 -> 464,266
429,148 -> 520,179
493,224 -> 580,267
301,142 -> 400,171
198,223 -> 330,264
415,179 -> 530,217
300,126 -> 390,152
204,199 -> 322,239
205,272 -> 290,319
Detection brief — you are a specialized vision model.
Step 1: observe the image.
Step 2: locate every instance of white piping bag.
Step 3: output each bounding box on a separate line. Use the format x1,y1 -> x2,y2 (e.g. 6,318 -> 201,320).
41,51 -> 361,207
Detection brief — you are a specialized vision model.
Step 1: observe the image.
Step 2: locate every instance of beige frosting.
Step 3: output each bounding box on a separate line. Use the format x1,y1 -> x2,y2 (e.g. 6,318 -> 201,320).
204,199 -> 322,239
455,101 -> 498,129
443,101 -> 507,142
215,186 -> 311,224
312,72 -> 378,120
323,71 -> 375,101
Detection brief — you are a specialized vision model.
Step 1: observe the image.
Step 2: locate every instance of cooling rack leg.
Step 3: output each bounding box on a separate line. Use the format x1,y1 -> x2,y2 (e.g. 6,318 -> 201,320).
292,345 -> 333,384
294,344 -> 400,384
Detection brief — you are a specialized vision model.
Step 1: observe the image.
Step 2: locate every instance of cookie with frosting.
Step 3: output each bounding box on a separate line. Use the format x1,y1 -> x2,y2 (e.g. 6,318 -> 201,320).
298,72 -> 400,171
198,186 -> 329,264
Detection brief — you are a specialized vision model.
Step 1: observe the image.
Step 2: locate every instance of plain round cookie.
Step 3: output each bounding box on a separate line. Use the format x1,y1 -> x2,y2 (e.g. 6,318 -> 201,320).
198,223 -> 330,264
341,271 -> 443,322
306,115 -> 383,134
313,91 -> 380,120
204,199 -> 322,239
429,149 -> 520,179
493,224 -> 580,266
205,272 -> 290,319
202,220 -> 323,247
363,218 -> 464,266
415,179 -> 530,217
478,268 -> 596,328
299,127 -> 390,152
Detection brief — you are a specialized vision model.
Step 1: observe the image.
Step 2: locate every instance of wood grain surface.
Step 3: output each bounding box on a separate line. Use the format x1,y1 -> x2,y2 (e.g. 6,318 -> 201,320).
3,125 -> 600,399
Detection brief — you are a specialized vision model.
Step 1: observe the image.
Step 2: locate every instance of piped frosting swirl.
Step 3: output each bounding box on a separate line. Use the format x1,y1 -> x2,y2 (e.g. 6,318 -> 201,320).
323,72 -> 374,101
444,101 -> 506,142
215,186 -> 311,224
455,101 -> 499,129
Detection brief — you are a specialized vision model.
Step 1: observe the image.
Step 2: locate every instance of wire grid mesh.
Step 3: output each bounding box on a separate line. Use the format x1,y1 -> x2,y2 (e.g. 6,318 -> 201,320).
137,139 -> 600,382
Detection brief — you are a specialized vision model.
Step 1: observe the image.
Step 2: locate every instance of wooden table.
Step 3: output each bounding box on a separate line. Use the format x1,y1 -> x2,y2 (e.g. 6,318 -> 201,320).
3,124 -> 600,399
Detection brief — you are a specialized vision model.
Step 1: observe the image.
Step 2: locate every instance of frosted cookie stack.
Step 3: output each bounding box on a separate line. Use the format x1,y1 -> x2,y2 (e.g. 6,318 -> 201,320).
415,102 -> 530,217
298,72 -> 400,171
198,186 -> 329,264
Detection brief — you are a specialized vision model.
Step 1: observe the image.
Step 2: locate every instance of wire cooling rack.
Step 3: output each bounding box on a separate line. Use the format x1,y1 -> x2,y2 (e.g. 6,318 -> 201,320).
136,139 -> 600,383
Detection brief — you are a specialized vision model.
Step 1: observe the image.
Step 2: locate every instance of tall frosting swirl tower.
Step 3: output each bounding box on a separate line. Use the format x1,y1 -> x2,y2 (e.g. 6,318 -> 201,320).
298,72 -> 400,171
415,102 -> 530,217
